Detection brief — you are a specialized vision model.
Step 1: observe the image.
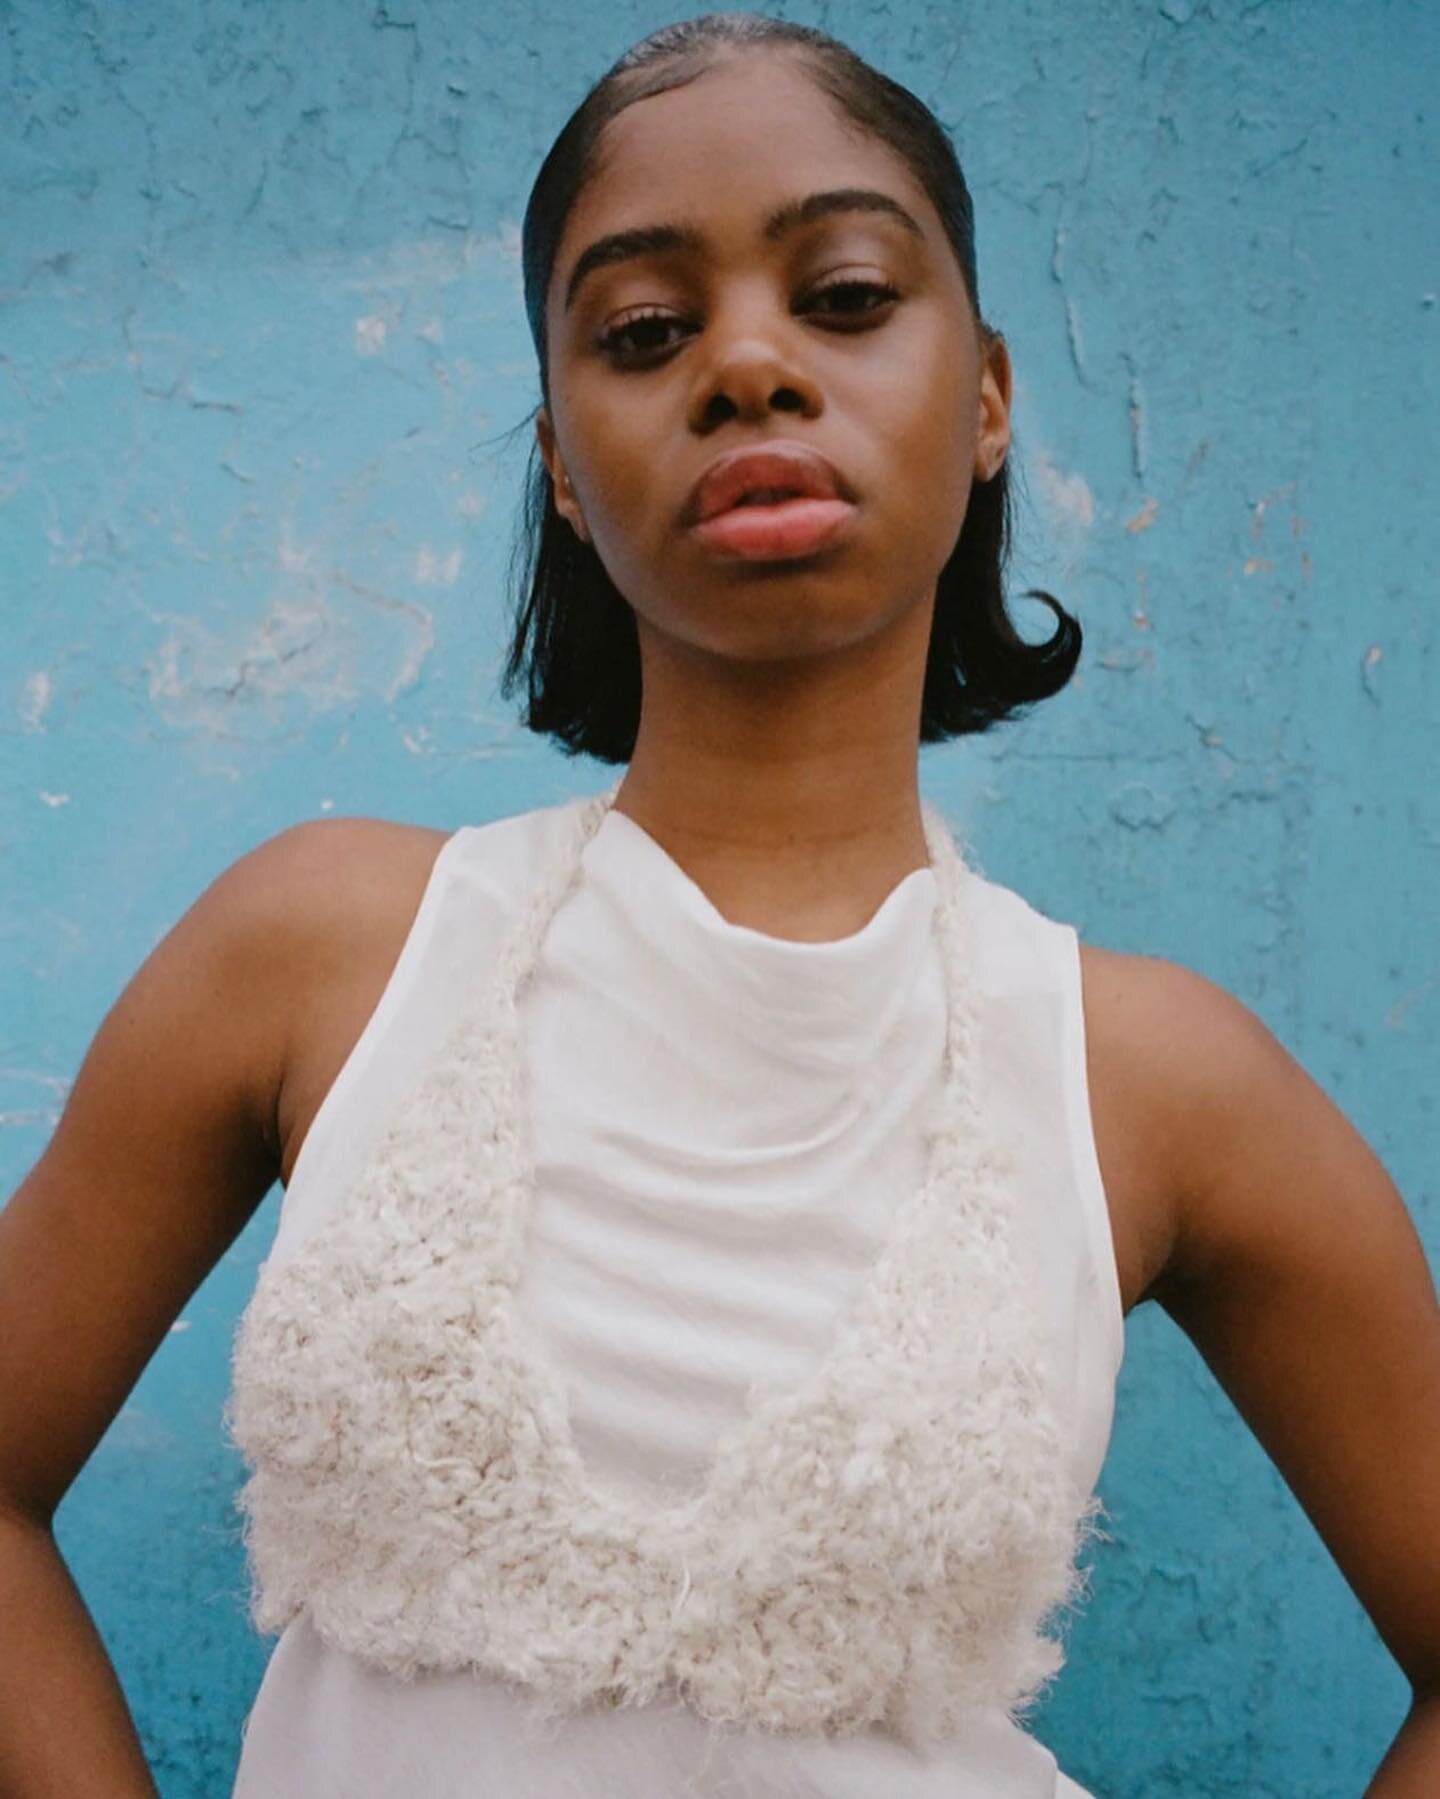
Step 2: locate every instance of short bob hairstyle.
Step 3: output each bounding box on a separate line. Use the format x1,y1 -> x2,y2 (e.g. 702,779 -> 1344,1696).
500,11 -> 1081,766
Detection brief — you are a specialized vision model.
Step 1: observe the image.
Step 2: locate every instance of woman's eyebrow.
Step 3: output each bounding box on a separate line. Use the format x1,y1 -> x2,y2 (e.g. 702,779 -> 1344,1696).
562,187 -> 924,313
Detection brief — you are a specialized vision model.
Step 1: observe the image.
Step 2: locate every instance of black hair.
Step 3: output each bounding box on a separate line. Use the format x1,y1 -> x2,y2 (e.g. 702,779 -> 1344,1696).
500,11 -> 1081,764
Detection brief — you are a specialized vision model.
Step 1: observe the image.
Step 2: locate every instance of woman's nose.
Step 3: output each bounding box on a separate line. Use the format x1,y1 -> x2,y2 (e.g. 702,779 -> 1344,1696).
686,324 -> 824,434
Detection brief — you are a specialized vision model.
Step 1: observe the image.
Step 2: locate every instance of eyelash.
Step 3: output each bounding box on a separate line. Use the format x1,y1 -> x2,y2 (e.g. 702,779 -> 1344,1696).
595,279 -> 901,366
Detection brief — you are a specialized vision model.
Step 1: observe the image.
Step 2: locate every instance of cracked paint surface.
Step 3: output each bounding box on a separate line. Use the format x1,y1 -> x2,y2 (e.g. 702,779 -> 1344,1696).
1,2 -> 1436,1795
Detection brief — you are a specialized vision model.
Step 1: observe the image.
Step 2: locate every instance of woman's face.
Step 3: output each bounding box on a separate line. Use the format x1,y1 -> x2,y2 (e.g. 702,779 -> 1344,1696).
537,51 -> 1011,665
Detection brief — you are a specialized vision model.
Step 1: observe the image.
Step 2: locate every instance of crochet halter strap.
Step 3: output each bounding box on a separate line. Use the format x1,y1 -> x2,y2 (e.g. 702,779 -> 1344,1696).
225,782 -> 1093,1747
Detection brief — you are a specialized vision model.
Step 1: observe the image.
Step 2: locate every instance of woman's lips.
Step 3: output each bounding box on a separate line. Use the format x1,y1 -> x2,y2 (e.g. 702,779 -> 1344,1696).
690,496 -> 856,561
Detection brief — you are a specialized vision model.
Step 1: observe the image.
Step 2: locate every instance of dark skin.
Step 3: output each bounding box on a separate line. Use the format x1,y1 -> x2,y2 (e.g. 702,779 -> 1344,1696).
0,45 -> 1436,1798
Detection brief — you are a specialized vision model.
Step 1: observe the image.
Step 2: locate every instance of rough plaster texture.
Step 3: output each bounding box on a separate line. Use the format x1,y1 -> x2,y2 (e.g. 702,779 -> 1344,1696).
1,1 -> 1435,1793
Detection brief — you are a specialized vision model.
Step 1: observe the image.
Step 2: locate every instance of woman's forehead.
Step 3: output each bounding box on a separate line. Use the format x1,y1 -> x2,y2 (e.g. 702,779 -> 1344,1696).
560,54 -> 933,253
597,51 -> 856,152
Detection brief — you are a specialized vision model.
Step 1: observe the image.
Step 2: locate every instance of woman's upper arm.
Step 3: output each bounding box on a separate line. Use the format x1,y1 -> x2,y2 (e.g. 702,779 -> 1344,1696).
0,825 -> 332,1527
1133,957 -> 1440,1696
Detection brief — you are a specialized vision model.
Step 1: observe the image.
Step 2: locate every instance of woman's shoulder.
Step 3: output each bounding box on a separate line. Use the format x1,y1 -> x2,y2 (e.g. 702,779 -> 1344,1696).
1077,942 -> 1285,1123
200,817 -> 457,1178
209,814 -> 453,983
245,810 -> 463,915
1076,941 -> 1315,1312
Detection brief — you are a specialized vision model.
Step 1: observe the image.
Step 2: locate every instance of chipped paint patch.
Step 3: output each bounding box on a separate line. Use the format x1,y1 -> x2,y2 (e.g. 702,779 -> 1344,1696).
1109,783 -> 1177,829
414,545 -> 462,585
1126,498 -> 1159,534
355,313 -> 389,355
144,595 -> 355,735
19,671 -> 52,731
0,1070 -> 70,1132
1032,446 -> 1095,532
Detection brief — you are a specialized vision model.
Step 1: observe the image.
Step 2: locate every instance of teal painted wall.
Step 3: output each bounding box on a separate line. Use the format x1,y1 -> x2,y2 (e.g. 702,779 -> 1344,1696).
3,2 -> 1435,1792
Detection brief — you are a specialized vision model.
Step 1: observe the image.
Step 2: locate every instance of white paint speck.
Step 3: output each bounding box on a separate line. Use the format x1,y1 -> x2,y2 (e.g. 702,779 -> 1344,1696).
1032,447 -> 1095,531
355,314 -> 389,355
169,1319 -> 192,1334
276,520 -> 313,575
415,317 -> 444,344
457,489 -> 486,520
38,790 -> 70,807
320,798 -> 335,812
19,671 -> 52,732
415,545 -> 462,586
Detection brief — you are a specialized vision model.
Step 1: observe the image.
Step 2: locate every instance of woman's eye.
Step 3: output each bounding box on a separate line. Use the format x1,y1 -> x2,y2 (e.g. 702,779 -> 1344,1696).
590,277 -> 892,365
802,279 -> 901,324
594,311 -> 687,363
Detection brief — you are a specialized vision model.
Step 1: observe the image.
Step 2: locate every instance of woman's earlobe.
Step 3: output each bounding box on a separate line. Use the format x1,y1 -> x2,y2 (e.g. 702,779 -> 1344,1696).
557,471 -> 591,544
537,412 -> 591,543
974,441 -> 1009,484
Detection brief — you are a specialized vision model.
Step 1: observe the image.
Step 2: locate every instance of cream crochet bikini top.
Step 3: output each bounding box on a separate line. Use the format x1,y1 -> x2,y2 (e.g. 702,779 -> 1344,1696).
224,782 -> 1097,1750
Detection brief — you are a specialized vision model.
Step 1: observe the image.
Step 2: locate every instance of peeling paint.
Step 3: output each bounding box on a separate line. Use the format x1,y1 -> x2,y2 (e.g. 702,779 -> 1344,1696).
146,596 -> 347,714
355,313 -> 390,354
0,1071 -> 70,1133
1126,498 -> 1159,535
1032,446 -> 1095,533
1109,782 -> 1178,829
19,671 -> 53,731
414,545 -> 462,585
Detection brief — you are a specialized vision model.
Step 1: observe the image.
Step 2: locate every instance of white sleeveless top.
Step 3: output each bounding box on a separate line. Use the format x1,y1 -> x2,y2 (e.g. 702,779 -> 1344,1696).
230,793 -> 1123,1798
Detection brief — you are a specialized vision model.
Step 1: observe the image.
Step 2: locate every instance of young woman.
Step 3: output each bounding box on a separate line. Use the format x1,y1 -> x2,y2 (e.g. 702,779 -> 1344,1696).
1,14 -> 1436,1797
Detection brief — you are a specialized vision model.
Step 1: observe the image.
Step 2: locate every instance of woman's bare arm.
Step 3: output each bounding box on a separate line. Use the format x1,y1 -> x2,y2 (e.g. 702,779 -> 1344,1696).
1085,947 -> 1440,1794
0,826 -> 326,1795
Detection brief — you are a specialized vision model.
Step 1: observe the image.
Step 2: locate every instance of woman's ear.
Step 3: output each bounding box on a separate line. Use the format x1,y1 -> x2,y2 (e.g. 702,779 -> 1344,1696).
535,409 -> 591,544
974,330 -> 1013,483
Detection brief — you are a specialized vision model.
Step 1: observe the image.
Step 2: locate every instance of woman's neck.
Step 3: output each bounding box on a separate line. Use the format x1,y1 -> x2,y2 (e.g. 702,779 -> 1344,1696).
610,757 -> 930,944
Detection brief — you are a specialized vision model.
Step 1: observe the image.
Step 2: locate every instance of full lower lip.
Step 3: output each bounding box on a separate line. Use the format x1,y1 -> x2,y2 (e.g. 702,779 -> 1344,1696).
688,497 -> 857,562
